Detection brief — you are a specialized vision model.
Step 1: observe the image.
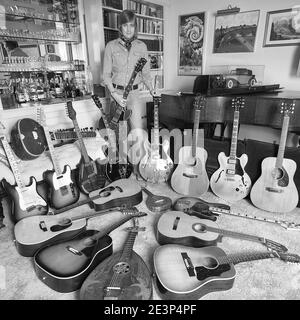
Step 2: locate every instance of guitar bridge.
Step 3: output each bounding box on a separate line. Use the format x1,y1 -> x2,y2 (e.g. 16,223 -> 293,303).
181,252 -> 195,277
265,187 -> 284,193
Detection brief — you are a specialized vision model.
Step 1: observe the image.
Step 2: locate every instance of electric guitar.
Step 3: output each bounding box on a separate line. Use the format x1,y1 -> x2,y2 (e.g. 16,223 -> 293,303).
99,57 -> 147,132
92,94 -> 133,181
250,100 -> 299,213
156,211 -> 287,252
153,244 -> 300,300
34,208 -> 146,293
80,217 -> 152,300
37,107 -> 80,210
139,96 -> 174,183
210,97 -> 251,202
66,100 -> 106,193
0,130 -> 48,223
170,94 -> 209,196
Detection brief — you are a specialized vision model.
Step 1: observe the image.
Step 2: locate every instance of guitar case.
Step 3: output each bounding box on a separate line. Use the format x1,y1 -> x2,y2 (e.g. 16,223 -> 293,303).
10,118 -> 46,160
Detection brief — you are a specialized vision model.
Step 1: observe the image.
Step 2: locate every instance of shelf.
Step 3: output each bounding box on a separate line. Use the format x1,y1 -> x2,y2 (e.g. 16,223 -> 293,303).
102,6 -> 163,21
0,33 -> 81,44
103,26 -> 163,38
2,12 -> 80,26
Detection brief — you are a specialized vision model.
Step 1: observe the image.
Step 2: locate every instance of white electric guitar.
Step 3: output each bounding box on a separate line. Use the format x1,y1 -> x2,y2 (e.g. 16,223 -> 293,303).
210,97 -> 251,202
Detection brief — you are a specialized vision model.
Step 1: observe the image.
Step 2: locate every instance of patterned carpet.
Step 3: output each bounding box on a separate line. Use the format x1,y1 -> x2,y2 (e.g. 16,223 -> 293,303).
0,178 -> 300,300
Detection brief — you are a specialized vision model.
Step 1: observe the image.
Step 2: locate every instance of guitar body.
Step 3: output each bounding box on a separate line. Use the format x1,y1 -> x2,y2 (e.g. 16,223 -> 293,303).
89,179 -> 143,211
77,156 -> 106,194
43,165 -> 80,210
2,177 -> 48,223
250,157 -> 299,213
210,152 -> 252,202
154,244 -> 236,300
105,160 -> 133,182
143,189 -> 172,213
14,215 -> 87,257
174,197 -> 230,213
156,211 -> 220,247
10,118 -> 46,160
34,232 -> 113,293
80,251 -> 153,300
139,140 -> 174,183
171,146 -> 209,196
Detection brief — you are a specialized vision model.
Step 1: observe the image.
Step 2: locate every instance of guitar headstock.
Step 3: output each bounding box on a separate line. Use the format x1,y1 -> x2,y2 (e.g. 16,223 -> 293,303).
135,57 -> 147,73
277,251 -> 300,264
232,96 -> 245,112
66,101 -> 76,120
193,94 -> 207,111
280,100 -> 295,117
92,94 -> 105,114
36,107 -> 46,127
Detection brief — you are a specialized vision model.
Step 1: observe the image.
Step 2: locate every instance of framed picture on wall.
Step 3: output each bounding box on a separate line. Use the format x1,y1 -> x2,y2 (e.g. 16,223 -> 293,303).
213,10 -> 260,53
263,8 -> 300,47
178,12 -> 205,76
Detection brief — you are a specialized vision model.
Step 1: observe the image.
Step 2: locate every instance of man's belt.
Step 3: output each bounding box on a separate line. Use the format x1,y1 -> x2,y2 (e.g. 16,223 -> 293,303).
113,83 -> 139,91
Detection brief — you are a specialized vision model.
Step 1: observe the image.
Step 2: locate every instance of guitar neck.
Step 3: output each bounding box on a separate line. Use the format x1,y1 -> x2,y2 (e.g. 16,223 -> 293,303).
53,130 -> 96,141
120,231 -> 138,261
0,136 -> 25,189
192,109 -> 202,157
123,70 -> 138,100
153,98 -> 160,147
43,124 -> 62,176
275,115 -> 290,169
72,118 -> 90,163
88,214 -> 135,242
219,251 -> 278,266
229,110 -> 240,159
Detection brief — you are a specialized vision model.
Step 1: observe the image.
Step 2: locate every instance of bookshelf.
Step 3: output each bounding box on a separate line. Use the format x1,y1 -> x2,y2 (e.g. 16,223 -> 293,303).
101,0 -> 164,91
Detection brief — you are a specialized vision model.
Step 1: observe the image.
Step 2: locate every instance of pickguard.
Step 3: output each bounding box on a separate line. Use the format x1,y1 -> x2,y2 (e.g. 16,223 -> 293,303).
195,264 -> 231,281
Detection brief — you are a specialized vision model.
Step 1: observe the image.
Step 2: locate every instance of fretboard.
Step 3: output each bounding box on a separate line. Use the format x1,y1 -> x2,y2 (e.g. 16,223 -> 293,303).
52,130 -> 97,141
0,136 -> 25,189
43,124 -> 62,176
153,98 -> 160,147
123,71 -> 138,100
192,109 -> 202,157
229,110 -> 240,159
120,231 -> 138,261
72,118 -> 90,164
218,251 -> 278,266
275,115 -> 290,169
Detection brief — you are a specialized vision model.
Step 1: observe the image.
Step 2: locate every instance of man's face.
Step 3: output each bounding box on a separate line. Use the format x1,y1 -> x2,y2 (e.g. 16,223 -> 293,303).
121,21 -> 135,40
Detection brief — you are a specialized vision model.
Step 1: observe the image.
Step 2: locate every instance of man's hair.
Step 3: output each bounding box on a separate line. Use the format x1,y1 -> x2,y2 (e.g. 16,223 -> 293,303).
118,10 -> 138,37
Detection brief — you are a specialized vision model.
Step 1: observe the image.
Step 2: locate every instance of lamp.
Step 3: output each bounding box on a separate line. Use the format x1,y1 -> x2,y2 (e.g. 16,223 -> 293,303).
217,5 -> 240,16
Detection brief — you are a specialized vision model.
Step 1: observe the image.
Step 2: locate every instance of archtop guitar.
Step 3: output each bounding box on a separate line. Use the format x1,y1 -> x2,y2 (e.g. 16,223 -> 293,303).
210,97 -> 252,202
153,244 -> 300,300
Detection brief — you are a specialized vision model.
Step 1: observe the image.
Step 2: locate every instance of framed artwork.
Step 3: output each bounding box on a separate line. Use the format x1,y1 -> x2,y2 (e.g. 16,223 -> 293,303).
213,10 -> 260,53
178,12 -> 205,76
264,8 -> 300,47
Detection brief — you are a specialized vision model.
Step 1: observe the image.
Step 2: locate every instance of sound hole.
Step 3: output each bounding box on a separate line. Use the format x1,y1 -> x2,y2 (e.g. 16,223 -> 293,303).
192,223 -> 207,233
201,257 -> 219,269
272,168 -> 284,180
113,262 -> 130,274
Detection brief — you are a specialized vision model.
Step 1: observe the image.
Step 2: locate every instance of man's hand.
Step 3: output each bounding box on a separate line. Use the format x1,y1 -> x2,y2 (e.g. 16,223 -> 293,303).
111,91 -> 127,109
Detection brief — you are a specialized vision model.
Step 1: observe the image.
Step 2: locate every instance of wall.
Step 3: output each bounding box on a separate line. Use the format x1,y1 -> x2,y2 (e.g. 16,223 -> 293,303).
163,0 -> 300,146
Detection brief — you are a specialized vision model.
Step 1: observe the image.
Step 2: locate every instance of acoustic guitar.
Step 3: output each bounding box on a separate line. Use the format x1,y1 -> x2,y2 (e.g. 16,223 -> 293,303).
34,209 -> 146,293
66,100 -> 107,193
14,207 -> 126,257
210,97 -> 252,202
153,244 -> 300,300
80,217 -> 152,300
88,178 -> 143,212
37,107 -> 80,210
156,211 -> 287,252
92,94 -> 133,181
170,94 -> 209,196
250,100 -> 299,213
139,96 -> 174,183
0,132 -> 48,223
99,57 -> 147,132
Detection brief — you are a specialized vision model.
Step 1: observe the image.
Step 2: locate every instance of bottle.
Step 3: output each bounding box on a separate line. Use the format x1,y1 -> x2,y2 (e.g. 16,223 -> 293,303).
54,75 -> 63,98
49,77 -> 56,99
36,78 -> 45,101
28,77 -> 38,102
